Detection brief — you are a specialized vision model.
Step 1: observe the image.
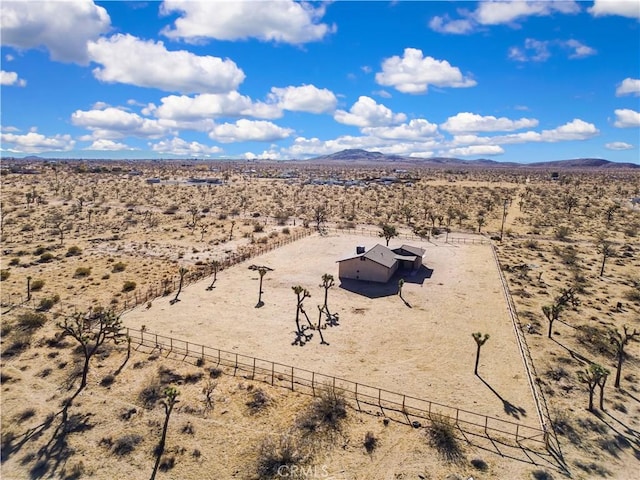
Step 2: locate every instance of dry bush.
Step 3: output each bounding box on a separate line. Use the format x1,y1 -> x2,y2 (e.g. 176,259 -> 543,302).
426,414 -> 464,463
16,311 -> 47,332
256,434 -> 309,480
138,376 -> 163,409
298,385 -> 347,434
246,388 -> 271,414
363,431 -> 378,454
112,434 -> 143,456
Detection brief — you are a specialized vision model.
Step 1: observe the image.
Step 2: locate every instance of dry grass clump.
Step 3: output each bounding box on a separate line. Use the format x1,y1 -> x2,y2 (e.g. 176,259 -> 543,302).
246,388 -> 271,414
426,414 -> 464,463
297,385 -> 347,434
256,434 -> 310,480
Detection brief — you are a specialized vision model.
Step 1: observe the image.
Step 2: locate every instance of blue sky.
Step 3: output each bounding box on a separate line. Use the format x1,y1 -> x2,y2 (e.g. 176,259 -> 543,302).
1,0 -> 639,163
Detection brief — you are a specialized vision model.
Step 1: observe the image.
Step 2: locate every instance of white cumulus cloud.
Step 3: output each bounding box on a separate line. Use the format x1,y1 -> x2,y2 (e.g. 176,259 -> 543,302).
616,78 -> 640,96
88,34 -> 245,94
540,118 -> 600,141
589,0 -> 640,19
150,137 -> 223,156
376,48 -> 476,94
161,0 -> 335,44
428,14 -> 475,34
605,141 -> 634,150
0,70 -> 26,87
268,85 -> 337,114
614,109 -> 640,128
1,131 -> 75,153
564,39 -> 597,58
448,145 -> 505,156
0,0 -> 110,64
71,107 -> 172,139
361,119 -> 439,140
508,39 -> 550,62
334,96 -> 406,127
441,112 -> 539,134
475,0 -> 580,25
87,139 -> 136,151
152,92 -> 281,122
209,119 -> 293,143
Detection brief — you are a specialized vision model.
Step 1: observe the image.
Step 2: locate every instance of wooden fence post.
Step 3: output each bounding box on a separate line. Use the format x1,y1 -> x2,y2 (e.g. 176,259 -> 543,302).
271,363 -> 275,386
291,366 -> 294,391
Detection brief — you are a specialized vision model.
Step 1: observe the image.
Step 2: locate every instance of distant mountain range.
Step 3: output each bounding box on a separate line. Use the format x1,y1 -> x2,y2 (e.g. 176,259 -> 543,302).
309,149 -> 639,169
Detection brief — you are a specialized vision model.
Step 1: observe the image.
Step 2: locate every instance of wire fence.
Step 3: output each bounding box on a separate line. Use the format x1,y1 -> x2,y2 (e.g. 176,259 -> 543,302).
127,326 -> 548,452
323,227 -> 490,245
491,245 -> 561,461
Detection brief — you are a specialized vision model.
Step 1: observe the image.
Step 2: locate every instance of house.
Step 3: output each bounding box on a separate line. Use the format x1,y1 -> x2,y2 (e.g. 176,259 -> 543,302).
337,244 -> 425,283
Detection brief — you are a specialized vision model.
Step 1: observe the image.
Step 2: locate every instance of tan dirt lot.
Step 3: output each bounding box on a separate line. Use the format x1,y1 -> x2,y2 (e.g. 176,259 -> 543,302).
122,232 -> 539,429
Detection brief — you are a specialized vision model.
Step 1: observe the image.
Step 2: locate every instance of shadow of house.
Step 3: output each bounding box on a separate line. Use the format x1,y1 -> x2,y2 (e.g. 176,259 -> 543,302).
339,265 -> 433,299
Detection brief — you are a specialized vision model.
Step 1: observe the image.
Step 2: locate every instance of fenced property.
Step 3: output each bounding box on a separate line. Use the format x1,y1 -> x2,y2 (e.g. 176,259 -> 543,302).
127,326 -> 549,453
324,226 -> 491,245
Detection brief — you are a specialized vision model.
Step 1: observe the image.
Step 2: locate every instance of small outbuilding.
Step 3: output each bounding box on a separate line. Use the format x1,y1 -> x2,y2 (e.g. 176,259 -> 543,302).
337,244 -> 425,283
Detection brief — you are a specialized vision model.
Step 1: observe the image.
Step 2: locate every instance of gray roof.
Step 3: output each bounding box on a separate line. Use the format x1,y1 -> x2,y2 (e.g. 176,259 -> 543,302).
363,244 -> 398,268
397,244 -> 425,257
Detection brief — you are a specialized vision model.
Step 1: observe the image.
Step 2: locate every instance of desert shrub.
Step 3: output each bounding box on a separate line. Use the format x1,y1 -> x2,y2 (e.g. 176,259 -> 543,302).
63,461 -> 85,480
554,227 -> 571,242
66,245 -> 82,257
37,294 -> 60,312
33,246 -> 47,255
17,311 -> 47,332
0,269 -> 10,281
282,227 -> 290,234
426,414 -> 464,463
30,279 -> 45,291
16,408 -> 36,422
73,266 -> 91,278
138,377 -> 162,409
253,223 -> 264,233
112,434 -> 142,456
159,456 -> 176,472
299,385 -> 347,433
576,325 -> 616,356
3,332 -> 32,357
363,431 -> 378,453
256,435 -> 308,480
470,458 -> 488,471
37,368 -> 52,378
100,374 -> 115,387
208,367 -> 223,379
122,281 -> 136,292
181,422 -> 195,435
246,389 -> 271,414
531,470 -> 554,480
38,252 -> 55,263
112,262 -> 126,273
8,258 -> 20,266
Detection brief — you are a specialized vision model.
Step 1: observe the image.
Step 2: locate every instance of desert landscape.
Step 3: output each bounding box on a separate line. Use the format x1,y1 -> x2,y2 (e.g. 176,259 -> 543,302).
1,158 -> 639,480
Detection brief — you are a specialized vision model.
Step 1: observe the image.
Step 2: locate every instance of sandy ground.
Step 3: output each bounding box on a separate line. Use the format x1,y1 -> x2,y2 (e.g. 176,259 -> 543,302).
122,232 -> 539,430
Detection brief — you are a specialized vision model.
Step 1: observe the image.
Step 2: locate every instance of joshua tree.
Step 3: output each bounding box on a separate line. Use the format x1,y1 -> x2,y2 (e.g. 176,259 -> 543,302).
542,287 -> 578,338
58,308 -> 124,398
597,365 -> 610,410
609,325 -> 639,388
379,223 -> 398,246
150,386 -> 180,480
542,303 -> 563,339
313,202 -> 328,232
292,285 -> 313,346
170,267 -> 188,304
563,194 -> 578,214
188,204 -> 199,231
476,215 -> 485,234
229,220 -> 236,241
47,209 -> 69,245
577,363 -> 607,412
249,265 -> 273,307
206,260 -> 220,290
472,332 -> 490,376
398,278 -> 405,298
596,235 -> 615,277
319,273 -> 335,317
